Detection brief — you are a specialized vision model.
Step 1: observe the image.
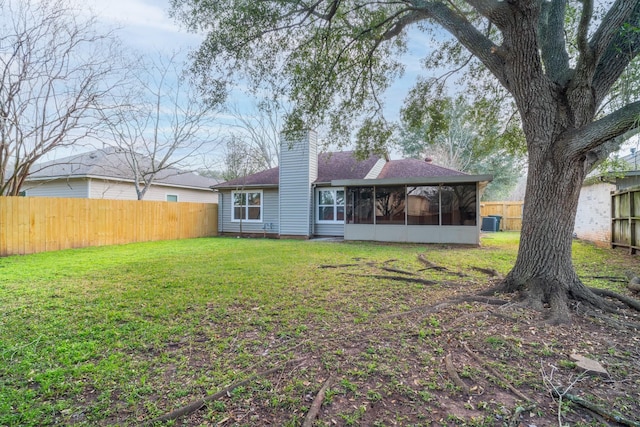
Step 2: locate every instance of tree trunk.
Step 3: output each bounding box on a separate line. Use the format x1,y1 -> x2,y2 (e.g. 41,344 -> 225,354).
499,147 -> 606,323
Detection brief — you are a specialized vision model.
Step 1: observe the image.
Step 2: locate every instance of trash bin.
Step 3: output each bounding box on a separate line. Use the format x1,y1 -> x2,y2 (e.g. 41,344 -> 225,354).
488,215 -> 502,231
481,216 -> 497,232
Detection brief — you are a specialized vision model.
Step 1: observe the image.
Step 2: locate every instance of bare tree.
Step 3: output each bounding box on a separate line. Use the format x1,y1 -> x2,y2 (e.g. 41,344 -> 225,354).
226,97 -> 286,169
221,134 -> 268,181
0,0 -> 123,196
101,51 -> 221,200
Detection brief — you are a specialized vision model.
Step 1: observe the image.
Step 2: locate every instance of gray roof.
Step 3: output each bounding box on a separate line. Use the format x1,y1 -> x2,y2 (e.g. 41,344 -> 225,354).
27,148 -> 220,190
213,151 -> 475,189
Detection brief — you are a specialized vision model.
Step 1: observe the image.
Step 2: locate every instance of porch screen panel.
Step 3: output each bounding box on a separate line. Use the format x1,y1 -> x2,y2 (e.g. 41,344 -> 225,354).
407,186 -> 439,225
375,186 -> 406,225
346,187 -> 374,224
441,185 -> 476,225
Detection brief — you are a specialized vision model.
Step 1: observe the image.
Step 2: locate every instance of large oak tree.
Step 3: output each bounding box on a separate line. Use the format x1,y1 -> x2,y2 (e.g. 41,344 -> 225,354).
171,0 -> 640,322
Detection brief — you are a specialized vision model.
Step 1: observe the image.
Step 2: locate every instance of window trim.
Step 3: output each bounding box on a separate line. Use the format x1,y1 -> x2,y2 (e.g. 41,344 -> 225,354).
231,190 -> 263,223
166,194 -> 178,202
317,188 -> 345,223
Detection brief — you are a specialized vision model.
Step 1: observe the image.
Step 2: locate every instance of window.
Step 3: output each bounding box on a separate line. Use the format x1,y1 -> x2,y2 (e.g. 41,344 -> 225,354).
166,194 -> 178,202
375,186 -> 406,225
317,188 -> 345,222
232,191 -> 262,222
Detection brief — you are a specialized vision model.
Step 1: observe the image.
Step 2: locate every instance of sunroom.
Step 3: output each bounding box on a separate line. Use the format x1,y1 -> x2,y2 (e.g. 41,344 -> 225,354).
332,175 -> 492,244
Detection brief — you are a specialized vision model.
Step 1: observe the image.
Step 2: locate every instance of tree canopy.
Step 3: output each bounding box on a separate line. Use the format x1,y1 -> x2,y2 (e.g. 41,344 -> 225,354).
398,95 -> 525,200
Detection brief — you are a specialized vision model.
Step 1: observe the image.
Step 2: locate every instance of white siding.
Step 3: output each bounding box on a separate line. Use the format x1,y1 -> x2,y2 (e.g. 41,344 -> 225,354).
574,182 -> 614,246
218,189 -> 278,235
89,179 -> 217,203
279,130 -> 317,237
22,178 -> 89,198
23,178 -> 216,203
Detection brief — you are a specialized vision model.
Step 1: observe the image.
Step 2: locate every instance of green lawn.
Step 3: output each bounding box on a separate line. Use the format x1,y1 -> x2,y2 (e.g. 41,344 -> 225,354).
0,234 -> 636,426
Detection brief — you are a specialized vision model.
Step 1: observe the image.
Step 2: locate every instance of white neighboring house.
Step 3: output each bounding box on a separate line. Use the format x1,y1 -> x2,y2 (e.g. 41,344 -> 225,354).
574,149 -> 640,246
21,148 -> 219,203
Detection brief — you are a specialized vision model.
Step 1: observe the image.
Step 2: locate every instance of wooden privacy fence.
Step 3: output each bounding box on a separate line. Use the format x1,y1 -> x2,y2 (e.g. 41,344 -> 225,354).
480,201 -> 524,231
0,197 -> 218,257
611,187 -> 640,254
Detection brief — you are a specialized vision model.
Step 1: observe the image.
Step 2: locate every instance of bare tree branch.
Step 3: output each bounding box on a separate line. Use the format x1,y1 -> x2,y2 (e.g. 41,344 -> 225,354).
0,0 -> 123,196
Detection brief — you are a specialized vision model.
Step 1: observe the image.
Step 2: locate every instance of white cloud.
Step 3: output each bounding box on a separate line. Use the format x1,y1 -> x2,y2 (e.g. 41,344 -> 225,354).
83,0 -> 203,50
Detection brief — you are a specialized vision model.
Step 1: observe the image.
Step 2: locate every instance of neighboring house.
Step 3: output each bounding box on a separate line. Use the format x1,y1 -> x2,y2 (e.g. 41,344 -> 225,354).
21,148 -> 219,203
213,130 -> 492,244
574,149 -> 640,246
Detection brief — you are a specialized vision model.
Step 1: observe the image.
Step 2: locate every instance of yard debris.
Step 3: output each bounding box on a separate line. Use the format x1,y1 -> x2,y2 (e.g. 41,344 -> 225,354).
552,388 -> 640,427
569,354 -> 609,378
145,358 -> 307,425
462,342 -> 534,404
302,375 -> 335,427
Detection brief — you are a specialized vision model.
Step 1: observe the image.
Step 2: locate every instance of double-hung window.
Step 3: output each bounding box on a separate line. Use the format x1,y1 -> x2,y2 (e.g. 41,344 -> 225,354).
232,191 -> 262,222
318,188 -> 345,222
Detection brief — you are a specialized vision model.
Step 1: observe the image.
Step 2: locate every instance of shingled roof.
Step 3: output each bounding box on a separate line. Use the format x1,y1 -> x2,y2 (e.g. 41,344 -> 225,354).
27,148 -> 220,189
378,158 -> 467,179
213,151 -> 384,188
214,152 -> 473,189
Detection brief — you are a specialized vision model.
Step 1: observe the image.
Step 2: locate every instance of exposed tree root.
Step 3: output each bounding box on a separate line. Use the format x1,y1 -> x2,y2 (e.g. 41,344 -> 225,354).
146,358 -> 306,425
462,342 -> 533,404
380,266 -> 417,276
470,266 -> 502,278
588,287 -> 640,312
384,293 -> 509,320
587,275 -> 628,282
445,353 -> 470,394
416,253 -> 444,269
552,388 -> 640,427
348,273 -> 438,285
583,310 -> 640,331
302,375 -> 335,427
318,263 -> 359,269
